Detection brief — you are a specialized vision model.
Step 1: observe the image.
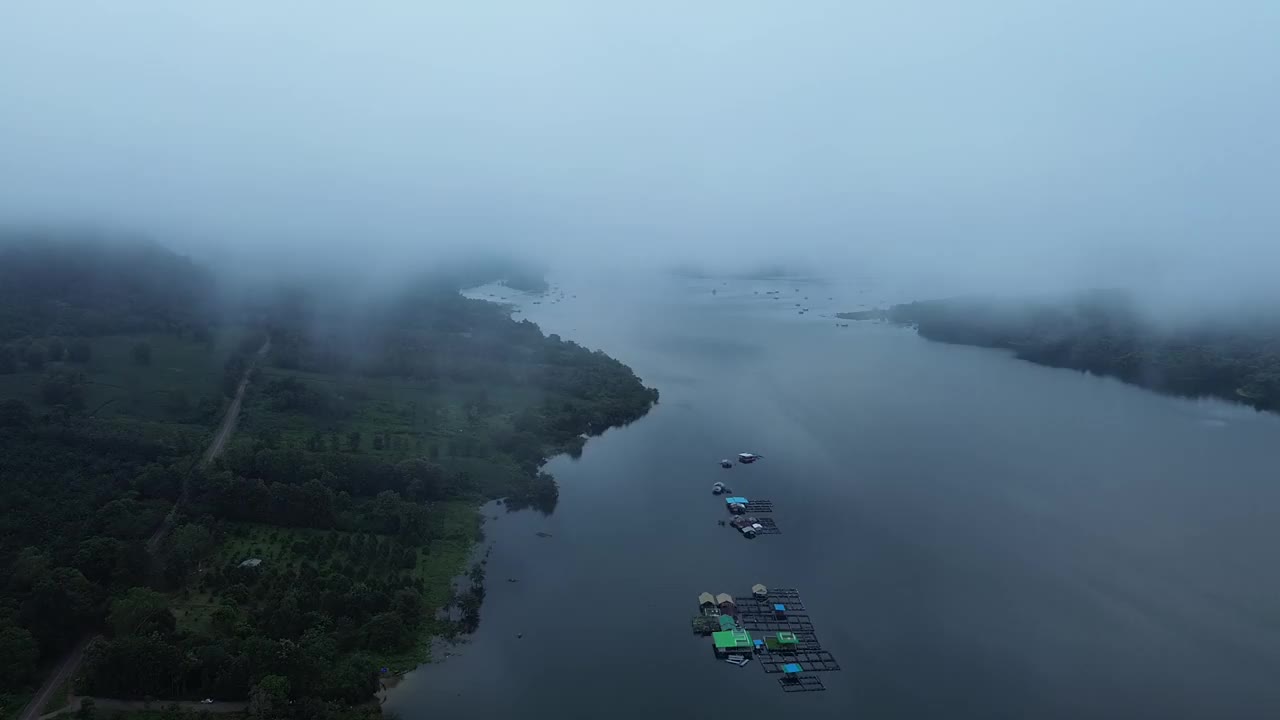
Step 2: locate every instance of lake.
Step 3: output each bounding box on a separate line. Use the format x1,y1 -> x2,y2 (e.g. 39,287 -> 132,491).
387,272 -> 1280,719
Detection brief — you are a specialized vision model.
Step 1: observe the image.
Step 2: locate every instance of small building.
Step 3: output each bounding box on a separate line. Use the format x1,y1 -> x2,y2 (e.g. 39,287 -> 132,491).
724,496 -> 749,505
717,615 -> 737,632
716,593 -> 736,615
773,603 -> 787,617
752,583 -> 768,599
765,631 -> 800,651
712,628 -> 754,655
239,558 -> 262,568
698,592 -> 715,610
782,662 -> 803,677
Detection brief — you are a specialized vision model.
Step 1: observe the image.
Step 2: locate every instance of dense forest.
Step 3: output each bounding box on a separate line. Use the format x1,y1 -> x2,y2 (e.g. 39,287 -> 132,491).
839,290 -> 1280,411
0,235 -> 658,720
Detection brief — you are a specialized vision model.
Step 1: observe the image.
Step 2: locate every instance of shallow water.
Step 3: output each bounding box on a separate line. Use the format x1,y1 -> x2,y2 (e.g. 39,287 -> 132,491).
388,273 -> 1280,719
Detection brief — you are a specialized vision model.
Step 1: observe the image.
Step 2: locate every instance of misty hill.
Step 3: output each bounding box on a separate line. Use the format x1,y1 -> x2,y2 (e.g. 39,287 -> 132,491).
0,236 -> 656,717
0,234 -> 216,341
840,291 -> 1280,412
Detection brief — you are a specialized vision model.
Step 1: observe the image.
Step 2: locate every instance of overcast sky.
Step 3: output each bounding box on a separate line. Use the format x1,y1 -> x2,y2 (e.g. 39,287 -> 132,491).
1,1 -> 1277,298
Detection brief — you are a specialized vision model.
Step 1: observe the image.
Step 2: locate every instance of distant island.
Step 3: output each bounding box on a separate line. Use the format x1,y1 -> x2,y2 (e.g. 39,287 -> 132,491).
839,290 -> 1280,412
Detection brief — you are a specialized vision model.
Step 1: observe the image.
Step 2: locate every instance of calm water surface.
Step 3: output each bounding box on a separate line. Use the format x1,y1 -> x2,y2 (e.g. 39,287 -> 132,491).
387,273 -> 1280,719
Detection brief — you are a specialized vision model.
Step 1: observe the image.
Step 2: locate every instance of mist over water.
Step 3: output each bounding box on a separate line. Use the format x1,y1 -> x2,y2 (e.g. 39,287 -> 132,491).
3,1 -> 1280,308
4,3 -> 1280,717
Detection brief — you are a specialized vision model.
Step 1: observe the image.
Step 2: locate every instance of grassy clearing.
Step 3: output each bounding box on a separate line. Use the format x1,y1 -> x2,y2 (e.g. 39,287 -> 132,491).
205,504 -> 478,601
174,505 -> 479,669
178,502 -> 480,647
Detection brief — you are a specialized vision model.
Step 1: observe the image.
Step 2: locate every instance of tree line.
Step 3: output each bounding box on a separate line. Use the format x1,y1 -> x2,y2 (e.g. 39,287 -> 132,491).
872,290 -> 1280,412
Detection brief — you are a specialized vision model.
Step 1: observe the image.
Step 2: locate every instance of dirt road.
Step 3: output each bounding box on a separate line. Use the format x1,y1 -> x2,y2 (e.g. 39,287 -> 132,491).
40,697 -> 247,719
19,637 -> 89,720
20,338 -> 270,720
145,337 -> 270,554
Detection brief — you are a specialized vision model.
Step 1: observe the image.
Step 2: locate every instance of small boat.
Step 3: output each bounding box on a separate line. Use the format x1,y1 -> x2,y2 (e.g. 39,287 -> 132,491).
720,459 -> 733,469
737,453 -> 761,464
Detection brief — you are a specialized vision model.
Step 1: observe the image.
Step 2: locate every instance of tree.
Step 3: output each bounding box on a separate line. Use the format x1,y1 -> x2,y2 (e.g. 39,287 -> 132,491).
132,342 -> 152,366
0,625 -> 39,689
107,587 -> 172,637
369,490 -> 403,535
168,523 -> 213,573
360,612 -> 408,651
391,588 -> 423,628
248,674 -> 290,720
73,536 -> 129,586
21,567 -> 98,650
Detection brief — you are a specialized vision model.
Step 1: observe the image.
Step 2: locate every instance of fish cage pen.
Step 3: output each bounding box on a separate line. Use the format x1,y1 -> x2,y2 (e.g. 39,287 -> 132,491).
748,587 -> 805,605
759,651 -> 842,673
741,618 -> 816,633
753,517 -> 782,534
779,675 -> 826,693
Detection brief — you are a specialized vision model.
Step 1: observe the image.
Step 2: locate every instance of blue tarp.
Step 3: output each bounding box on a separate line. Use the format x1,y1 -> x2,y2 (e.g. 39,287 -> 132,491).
773,603 -> 786,612
783,663 -> 803,674
724,496 -> 749,504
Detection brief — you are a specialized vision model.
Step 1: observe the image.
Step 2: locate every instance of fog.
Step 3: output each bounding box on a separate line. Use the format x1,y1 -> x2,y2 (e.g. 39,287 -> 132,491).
2,2 -> 1278,304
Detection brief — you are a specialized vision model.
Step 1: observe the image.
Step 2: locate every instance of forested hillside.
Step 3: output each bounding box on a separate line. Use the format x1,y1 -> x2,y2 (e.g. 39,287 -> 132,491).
840,291 -> 1280,411
0,236 -> 658,720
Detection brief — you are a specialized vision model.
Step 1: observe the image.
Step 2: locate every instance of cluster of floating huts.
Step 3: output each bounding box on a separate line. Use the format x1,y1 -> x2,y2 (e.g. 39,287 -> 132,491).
692,585 -> 838,690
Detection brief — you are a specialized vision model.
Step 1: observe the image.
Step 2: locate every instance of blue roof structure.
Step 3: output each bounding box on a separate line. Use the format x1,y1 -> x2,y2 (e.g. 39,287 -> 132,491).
754,639 -> 764,647
725,496 -> 749,505
773,603 -> 786,612
783,663 -> 803,674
